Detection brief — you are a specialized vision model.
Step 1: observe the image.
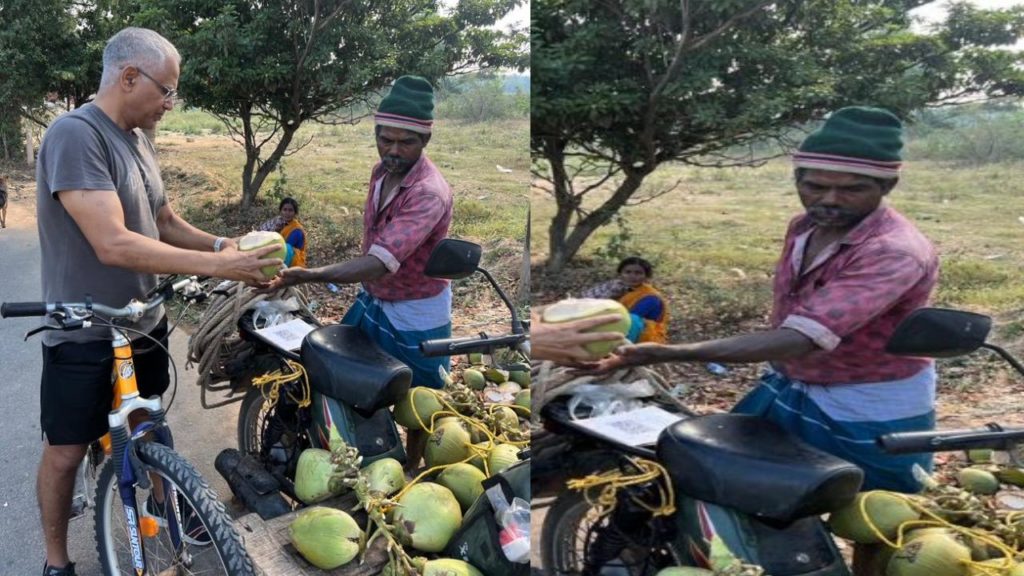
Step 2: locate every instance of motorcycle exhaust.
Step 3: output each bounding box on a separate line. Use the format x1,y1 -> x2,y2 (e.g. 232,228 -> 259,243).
215,448 -> 293,520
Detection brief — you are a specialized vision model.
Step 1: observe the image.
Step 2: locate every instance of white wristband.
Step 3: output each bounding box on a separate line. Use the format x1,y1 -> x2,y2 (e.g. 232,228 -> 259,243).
213,237 -> 227,252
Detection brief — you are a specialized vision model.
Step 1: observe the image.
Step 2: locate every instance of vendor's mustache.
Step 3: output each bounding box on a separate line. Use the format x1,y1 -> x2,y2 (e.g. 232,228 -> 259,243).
808,205 -> 858,219
382,155 -> 414,172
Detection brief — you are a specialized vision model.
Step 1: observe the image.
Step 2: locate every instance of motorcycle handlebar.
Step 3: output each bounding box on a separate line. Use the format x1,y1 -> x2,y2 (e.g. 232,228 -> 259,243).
1,302 -> 50,318
878,424 -> 1024,454
420,333 -> 528,357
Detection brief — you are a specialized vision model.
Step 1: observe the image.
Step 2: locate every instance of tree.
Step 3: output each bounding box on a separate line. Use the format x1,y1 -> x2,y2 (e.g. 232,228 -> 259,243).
532,0 -> 1024,271
0,0 -> 132,161
134,0 -> 528,208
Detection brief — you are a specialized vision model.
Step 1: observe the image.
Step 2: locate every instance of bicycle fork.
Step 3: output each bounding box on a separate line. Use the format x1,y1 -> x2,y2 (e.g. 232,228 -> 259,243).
107,330 -> 191,572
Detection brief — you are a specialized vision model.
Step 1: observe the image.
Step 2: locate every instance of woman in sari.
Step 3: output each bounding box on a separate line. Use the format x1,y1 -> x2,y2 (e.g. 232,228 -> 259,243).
582,256 -> 670,343
259,197 -> 307,267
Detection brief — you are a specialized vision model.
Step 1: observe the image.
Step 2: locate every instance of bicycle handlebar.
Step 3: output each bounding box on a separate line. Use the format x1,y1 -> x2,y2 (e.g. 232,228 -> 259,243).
420,333 -> 528,357
1,276 -> 205,324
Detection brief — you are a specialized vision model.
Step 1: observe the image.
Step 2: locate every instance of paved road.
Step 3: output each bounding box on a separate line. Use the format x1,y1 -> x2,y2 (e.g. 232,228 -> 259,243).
0,196 -> 245,574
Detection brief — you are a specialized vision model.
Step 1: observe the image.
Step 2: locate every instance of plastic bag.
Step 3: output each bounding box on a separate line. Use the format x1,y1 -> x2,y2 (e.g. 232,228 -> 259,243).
567,381 -> 656,420
250,297 -> 301,329
495,497 -> 530,563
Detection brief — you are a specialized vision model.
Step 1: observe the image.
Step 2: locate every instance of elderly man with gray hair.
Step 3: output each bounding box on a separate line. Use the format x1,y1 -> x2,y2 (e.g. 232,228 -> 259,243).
33,27 -> 278,575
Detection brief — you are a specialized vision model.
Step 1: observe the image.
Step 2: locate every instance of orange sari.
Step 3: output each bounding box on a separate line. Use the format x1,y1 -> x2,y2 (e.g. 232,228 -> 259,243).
619,283 -> 669,343
280,218 -> 307,268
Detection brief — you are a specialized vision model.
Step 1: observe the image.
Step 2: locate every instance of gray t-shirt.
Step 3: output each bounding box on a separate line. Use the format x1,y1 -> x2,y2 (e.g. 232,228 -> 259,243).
36,103 -> 167,345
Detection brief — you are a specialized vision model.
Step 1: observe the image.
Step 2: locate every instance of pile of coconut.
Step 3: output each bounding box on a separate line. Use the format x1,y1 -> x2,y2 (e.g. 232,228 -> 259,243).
287,352 -> 530,575
826,450 -> 1024,576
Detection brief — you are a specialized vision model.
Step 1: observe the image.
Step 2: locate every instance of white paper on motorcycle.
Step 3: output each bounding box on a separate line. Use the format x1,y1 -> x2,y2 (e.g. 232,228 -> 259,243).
571,405 -> 685,447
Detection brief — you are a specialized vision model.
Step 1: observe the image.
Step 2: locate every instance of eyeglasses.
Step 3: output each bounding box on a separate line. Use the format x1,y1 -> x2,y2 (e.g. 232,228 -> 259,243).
135,67 -> 179,103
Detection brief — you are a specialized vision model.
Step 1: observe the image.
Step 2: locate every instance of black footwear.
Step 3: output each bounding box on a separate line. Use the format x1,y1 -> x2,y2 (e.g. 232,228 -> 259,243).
143,493 -> 212,546
42,562 -> 76,576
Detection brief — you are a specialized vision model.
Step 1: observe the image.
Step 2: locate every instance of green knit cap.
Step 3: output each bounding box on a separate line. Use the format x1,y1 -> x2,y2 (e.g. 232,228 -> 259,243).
374,75 -> 434,134
792,106 -> 903,178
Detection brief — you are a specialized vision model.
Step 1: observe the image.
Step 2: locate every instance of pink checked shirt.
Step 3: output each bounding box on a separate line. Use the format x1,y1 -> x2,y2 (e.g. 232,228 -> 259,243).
362,155 -> 454,301
772,205 -> 938,384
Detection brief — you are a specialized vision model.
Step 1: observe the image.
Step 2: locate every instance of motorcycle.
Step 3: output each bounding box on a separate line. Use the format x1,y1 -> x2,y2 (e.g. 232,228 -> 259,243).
535,307 -> 1024,575
211,238 -> 532,574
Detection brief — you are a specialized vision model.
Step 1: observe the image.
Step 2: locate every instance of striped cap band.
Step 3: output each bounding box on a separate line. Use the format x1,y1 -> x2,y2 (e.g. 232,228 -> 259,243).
374,112 -> 432,134
792,151 -> 901,179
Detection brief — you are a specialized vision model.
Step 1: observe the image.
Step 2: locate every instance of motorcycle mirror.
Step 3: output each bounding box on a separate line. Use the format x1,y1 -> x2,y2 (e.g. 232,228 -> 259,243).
886,308 -> 992,358
425,239 -> 482,280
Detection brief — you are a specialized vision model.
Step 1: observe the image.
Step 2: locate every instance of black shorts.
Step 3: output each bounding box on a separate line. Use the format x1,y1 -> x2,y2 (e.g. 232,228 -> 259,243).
40,317 -> 170,445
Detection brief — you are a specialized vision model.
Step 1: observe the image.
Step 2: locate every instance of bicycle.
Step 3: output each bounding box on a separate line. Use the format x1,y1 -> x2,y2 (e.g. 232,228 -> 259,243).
2,275 -> 256,575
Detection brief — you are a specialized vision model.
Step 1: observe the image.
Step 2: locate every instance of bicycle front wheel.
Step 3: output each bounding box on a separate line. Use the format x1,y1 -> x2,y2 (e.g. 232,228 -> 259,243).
94,441 -> 256,575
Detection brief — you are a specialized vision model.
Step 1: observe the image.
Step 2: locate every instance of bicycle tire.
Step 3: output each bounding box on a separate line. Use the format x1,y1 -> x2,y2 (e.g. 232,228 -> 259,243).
540,491 -> 654,576
94,440 -> 256,575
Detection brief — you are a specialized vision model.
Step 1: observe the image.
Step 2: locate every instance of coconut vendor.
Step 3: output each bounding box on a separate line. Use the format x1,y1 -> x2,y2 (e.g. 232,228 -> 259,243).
32,27 -> 280,575
571,106 -> 938,576
266,75 -> 454,469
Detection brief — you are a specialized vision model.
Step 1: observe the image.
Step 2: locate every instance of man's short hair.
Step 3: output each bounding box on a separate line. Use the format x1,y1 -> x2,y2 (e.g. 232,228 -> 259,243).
100,27 -> 180,88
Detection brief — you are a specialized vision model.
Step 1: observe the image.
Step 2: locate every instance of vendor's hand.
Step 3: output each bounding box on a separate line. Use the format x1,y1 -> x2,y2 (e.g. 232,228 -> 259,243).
215,244 -> 281,285
260,266 -> 316,293
572,342 -> 672,375
531,313 -> 628,364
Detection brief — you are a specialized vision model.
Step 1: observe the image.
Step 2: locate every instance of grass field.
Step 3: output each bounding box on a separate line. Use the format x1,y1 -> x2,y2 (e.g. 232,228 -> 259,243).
532,158 -> 1024,344
155,108 -> 529,329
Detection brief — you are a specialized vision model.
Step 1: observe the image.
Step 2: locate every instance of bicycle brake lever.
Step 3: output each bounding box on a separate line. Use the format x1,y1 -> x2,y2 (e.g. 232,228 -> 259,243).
23,325 -> 54,341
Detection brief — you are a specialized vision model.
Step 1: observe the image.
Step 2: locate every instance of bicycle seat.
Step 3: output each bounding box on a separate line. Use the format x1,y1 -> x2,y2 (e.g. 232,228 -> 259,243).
657,414 -> 863,523
301,325 -> 412,414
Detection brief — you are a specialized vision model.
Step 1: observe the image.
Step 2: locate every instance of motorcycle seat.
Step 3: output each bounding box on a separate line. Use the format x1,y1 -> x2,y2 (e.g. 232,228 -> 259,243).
301,325 -> 412,414
657,413 -> 863,523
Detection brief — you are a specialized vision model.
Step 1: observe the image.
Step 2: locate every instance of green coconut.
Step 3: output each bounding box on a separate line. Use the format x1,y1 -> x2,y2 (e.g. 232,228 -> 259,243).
508,370 -> 530,387
362,457 -> 406,497
540,298 -> 631,358
829,490 -> 920,544
393,387 -> 445,430
487,443 -> 521,475
393,482 -> 463,552
467,352 -> 484,365
290,506 -> 363,569
462,368 -> 486,391
294,448 -> 346,504
492,405 -> 520,430
514,389 -> 531,413
958,467 -> 1000,495
886,532 -> 971,576
424,420 -> 473,468
467,442 -> 489,471
238,230 -> 288,279
422,558 -> 484,576
437,463 -> 487,511
654,570 -> 714,576
484,367 -> 509,384
967,449 -> 993,464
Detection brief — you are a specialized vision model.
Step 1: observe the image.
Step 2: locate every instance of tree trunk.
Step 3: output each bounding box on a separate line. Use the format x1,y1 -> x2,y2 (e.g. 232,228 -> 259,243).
517,210 -> 530,307
25,128 -> 33,166
544,150 -> 647,273
241,126 -> 298,209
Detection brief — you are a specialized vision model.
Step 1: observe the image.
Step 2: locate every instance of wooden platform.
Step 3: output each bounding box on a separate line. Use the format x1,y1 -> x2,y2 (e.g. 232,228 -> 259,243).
238,496 -> 389,576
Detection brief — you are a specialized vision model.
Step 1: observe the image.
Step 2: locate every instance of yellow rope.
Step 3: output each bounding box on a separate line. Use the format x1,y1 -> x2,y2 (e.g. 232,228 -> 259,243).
251,359 -> 312,410
856,490 -> 1021,570
565,457 -> 676,518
